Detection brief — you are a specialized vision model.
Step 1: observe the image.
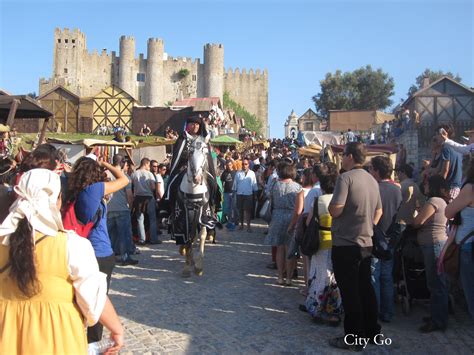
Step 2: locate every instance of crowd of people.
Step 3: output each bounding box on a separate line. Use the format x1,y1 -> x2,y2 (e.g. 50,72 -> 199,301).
217,124 -> 473,350
0,113 -> 473,352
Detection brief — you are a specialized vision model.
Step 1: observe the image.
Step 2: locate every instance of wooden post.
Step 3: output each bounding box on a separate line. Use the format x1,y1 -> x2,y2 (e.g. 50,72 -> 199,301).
38,116 -> 50,145
65,100 -> 68,132
6,99 -> 20,128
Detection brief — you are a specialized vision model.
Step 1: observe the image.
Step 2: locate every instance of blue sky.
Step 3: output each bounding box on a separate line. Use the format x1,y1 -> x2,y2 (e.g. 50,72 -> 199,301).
0,0 -> 472,137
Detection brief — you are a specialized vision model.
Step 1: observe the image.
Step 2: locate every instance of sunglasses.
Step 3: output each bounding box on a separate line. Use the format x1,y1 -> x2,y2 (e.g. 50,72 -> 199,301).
152,165 -> 159,168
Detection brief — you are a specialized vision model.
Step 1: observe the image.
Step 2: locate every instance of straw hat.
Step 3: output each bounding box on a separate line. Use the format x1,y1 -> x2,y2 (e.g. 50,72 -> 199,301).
0,124 -> 10,133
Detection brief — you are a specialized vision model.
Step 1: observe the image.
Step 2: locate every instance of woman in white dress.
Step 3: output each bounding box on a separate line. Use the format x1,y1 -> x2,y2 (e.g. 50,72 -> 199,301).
304,167 -> 343,325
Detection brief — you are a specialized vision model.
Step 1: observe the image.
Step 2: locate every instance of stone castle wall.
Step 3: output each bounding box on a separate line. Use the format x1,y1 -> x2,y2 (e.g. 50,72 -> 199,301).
162,57 -> 202,105
224,68 -> 268,131
39,28 -> 268,134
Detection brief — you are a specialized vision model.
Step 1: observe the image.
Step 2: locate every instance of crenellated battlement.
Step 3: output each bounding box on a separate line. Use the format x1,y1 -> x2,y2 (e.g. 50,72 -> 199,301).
225,67 -> 267,80
166,55 -> 199,64
87,48 -> 111,60
55,27 -> 85,37
204,43 -> 224,49
147,38 -> 164,44
120,35 -> 135,41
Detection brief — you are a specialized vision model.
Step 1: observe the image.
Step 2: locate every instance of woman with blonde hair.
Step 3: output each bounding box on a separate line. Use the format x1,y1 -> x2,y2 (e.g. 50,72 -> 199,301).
0,169 -> 123,354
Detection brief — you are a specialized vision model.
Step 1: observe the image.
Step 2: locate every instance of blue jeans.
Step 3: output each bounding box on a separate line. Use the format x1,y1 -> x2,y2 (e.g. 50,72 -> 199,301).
371,254 -> 394,321
223,192 -> 234,222
420,243 -> 449,328
107,211 -> 135,260
136,197 -> 159,243
460,243 -> 474,320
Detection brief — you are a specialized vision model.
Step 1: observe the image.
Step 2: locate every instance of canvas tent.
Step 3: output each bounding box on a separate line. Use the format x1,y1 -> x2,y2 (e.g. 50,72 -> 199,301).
46,137 -> 169,166
301,131 -> 343,147
46,137 -> 134,164
210,135 -> 241,145
0,94 -> 53,143
298,144 -> 323,158
329,144 -> 398,174
328,110 -> 394,131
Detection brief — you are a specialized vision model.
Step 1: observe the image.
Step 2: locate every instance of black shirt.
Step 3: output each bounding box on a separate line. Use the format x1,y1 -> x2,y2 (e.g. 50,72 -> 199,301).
221,170 -> 236,193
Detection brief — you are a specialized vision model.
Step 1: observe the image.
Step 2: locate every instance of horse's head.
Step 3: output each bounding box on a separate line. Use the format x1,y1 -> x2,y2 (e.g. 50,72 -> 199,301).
188,136 -> 209,185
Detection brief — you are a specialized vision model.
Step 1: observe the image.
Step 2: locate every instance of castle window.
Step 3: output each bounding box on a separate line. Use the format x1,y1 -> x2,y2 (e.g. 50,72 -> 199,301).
304,122 -> 313,131
72,39 -> 76,44
137,73 -> 145,82
65,39 -> 68,43
64,68 -> 68,74
192,75 -> 197,81
57,39 -> 61,43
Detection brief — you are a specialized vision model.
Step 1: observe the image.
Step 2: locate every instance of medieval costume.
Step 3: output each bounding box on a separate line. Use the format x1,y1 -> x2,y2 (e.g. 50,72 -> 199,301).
163,115 -> 221,244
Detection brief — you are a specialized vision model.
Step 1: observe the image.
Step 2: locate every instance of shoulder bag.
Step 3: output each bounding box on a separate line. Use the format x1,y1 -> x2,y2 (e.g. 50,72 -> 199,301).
442,230 -> 474,278
261,179 -> 279,224
301,196 -> 321,256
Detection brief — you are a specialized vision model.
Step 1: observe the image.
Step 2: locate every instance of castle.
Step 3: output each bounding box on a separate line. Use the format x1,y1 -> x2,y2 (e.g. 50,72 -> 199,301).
39,28 -> 268,132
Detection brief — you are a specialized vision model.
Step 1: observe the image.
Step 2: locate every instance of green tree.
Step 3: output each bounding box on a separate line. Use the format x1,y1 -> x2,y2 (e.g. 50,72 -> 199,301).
223,92 -> 263,135
407,69 -> 462,96
312,65 -> 394,119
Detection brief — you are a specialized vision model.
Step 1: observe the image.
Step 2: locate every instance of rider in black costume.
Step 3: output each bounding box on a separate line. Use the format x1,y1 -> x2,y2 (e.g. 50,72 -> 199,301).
161,115 -> 221,236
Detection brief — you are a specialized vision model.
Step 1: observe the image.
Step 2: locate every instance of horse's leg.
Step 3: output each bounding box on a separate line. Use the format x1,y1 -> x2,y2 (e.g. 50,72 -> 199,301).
194,227 -> 206,276
182,244 -> 193,278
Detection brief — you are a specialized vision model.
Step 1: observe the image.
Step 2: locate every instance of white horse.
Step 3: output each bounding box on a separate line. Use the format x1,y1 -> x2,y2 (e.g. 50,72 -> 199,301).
178,135 -> 215,277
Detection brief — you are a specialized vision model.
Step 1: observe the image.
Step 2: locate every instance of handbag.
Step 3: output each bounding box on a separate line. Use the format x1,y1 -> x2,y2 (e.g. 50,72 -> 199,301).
373,202 -> 403,259
260,199 -> 272,223
294,212 -> 308,244
287,230 -> 300,259
261,179 -> 277,223
372,225 -> 392,261
442,230 -> 474,278
301,196 -> 320,257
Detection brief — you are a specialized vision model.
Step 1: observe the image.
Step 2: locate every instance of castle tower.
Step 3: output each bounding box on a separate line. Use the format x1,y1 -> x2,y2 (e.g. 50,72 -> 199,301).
203,44 -> 224,100
119,35 -> 136,98
53,28 -> 86,94
144,38 -> 164,106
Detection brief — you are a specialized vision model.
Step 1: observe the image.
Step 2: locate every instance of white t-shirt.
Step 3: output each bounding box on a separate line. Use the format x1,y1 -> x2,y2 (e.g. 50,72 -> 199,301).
304,183 -> 322,213
131,169 -> 156,197
156,173 -> 164,200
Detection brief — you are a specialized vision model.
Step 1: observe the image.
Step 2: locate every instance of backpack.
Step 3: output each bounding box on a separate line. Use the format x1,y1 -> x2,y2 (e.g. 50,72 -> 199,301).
300,196 -> 321,256
62,200 -> 101,238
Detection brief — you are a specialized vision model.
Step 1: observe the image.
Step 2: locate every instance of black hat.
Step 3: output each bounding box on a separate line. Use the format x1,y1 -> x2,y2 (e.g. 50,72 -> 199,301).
186,115 -> 202,124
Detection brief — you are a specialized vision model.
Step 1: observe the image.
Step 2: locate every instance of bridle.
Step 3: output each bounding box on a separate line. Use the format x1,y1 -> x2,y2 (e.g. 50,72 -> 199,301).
187,137 -> 208,185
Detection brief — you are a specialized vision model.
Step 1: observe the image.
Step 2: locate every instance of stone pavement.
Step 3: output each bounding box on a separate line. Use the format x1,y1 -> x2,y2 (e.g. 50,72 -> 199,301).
109,220 -> 474,354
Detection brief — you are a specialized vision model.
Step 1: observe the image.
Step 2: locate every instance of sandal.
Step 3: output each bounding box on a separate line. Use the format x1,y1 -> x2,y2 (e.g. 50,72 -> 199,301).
277,278 -> 285,285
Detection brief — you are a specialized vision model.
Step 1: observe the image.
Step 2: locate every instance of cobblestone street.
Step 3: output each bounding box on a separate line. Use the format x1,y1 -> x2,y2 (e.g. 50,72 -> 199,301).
110,221 -> 474,354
